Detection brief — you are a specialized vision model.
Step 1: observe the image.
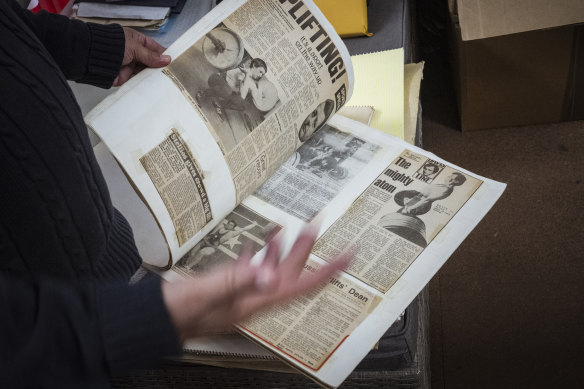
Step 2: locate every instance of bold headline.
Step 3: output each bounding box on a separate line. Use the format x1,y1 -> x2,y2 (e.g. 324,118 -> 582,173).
303,264 -> 369,302
278,0 -> 346,84
373,157 -> 416,194
169,132 -> 212,222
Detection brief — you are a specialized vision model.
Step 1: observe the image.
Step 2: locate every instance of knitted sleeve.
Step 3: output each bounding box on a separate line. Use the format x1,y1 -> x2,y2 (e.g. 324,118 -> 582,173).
8,0 -> 125,88
0,275 -> 181,387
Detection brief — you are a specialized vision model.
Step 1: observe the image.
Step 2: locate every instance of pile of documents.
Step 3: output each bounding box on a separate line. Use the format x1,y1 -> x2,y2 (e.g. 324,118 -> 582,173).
71,0 -> 186,30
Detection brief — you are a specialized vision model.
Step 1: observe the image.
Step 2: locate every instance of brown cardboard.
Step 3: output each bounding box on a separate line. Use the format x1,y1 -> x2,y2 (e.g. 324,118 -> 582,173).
448,3 -> 584,131
457,0 -> 584,41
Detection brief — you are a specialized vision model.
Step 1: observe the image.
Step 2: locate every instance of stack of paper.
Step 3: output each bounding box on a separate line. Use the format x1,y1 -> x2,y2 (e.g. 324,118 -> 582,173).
72,0 -> 186,30
346,49 -> 425,145
346,49 -> 405,138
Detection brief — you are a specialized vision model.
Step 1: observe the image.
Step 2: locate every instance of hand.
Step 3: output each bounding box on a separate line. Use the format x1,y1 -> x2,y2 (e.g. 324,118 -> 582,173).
113,27 -> 172,86
162,226 -> 351,341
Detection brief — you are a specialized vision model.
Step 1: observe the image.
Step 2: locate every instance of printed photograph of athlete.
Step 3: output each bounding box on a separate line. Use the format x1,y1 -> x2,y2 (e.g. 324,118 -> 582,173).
290,125 -> 378,183
176,205 -> 281,275
164,24 -> 280,153
256,125 -> 380,223
414,161 -> 442,183
378,172 -> 468,247
298,99 -> 335,142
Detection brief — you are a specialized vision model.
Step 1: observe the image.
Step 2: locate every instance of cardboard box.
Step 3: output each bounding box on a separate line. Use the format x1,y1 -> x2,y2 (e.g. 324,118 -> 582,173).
448,0 -> 584,131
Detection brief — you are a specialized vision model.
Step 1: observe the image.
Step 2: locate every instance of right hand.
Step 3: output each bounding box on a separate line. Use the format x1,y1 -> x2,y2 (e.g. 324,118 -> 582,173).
113,27 -> 171,86
162,227 -> 350,341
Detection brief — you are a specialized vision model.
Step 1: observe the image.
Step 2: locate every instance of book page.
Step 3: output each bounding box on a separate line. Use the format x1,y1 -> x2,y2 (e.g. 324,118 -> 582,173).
254,123 -> 383,222
241,258 -> 380,371
167,108 -> 378,363
171,203 -> 283,277
162,115 -> 505,387
313,150 -> 482,293
276,116 -> 504,387
138,130 -> 213,247
85,0 -> 353,268
162,0 -> 353,203
208,116 -> 505,387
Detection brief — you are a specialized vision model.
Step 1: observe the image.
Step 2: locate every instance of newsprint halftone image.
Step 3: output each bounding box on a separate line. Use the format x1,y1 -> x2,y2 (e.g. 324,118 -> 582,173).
173,204 -> 281,277
256,124 -> 381,221
163,23 -> 280,154
313,149 -> 483,293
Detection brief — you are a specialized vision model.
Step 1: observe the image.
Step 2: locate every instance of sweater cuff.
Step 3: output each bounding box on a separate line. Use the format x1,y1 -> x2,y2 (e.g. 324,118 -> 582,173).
81,23 -> 125,89
97,278 -> 181,375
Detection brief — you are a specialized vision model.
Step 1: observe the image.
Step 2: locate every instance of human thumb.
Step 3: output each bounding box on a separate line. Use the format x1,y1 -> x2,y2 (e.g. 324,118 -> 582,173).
134,43 -> 171,68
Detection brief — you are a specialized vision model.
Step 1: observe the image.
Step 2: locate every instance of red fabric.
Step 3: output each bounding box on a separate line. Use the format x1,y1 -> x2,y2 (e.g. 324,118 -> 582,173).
31,0 -> 70,14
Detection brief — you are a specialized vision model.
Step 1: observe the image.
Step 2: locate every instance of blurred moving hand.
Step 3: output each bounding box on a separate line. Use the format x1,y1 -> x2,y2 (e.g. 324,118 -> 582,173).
162,227 -> 351,341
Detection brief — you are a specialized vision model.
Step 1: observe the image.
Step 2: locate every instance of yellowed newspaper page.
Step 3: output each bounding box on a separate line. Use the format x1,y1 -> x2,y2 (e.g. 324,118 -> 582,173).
241,258 -> 380,371
85,0 -> 353,268
313,150 -> 482,293
254,123 -> 383,222
162,0 -> 353,202
210,115 -> 504,388
171,203 -> 282,277
139,130 -> 213,246
162,114 -> 504,388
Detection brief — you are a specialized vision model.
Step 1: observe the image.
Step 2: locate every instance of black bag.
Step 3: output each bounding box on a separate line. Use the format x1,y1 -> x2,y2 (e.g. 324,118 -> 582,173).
355,298 -> 419,371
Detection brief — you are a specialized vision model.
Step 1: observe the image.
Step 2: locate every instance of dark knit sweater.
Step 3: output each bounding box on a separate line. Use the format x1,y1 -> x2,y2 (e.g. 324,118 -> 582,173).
0,1 -> 180,387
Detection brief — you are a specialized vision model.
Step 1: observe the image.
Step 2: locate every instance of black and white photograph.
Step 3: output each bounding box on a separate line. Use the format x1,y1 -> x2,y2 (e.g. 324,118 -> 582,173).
164,24 -> 280,153
175,205 -> 281,275
298,99 -> 335,142
413,159 -> 444,183
255,125 -> 380,222
291,124 -> 377,183
377,171 -> 468,247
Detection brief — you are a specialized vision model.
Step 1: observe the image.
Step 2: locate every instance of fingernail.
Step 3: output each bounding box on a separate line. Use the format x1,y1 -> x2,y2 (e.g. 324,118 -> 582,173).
162,55 -> 171,62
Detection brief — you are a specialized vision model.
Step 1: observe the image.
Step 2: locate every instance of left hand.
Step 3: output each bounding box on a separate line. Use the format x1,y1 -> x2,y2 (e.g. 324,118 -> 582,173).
113,27 -> 172,86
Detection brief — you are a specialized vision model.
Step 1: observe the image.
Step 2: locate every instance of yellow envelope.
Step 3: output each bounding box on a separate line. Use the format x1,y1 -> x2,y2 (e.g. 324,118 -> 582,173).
314,0 -> 372,38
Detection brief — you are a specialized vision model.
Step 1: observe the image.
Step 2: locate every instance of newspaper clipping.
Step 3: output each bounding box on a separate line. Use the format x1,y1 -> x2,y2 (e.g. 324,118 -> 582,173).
256,124 -> 381,221
242,258 -> 379,371
313,150 -> 483,293
139,129 -> 212,247
162,0 -> 350,202
173,204 -> 281,276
